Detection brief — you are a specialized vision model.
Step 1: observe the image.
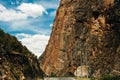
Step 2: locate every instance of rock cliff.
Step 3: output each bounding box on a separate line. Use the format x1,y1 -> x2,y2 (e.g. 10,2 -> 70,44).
0,29 -> 44,80
40,0 -> 120,77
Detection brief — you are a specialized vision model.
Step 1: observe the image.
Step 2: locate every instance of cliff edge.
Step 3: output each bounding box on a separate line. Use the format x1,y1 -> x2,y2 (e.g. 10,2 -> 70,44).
40,0 -> 120,77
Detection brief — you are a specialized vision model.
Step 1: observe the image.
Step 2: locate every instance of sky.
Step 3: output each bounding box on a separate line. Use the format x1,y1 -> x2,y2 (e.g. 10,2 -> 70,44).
0,0 -> 60,57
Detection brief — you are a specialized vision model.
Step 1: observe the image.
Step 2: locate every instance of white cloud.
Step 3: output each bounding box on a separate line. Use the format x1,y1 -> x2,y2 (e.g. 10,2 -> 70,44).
15,33 -> 50,57
50,11 -> 56,17
39,0 -> 60,9
0,4 -> 27,21
10,19 -> 51,35
0,3 -> 47,22
49,23 -> 53,27
17,3 -> 48,18
10,20 -> 30,29
0,4 -> 6,11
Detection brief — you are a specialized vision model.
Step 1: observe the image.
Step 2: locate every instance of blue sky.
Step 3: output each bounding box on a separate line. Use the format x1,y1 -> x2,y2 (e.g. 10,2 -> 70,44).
0,0 -> 60,57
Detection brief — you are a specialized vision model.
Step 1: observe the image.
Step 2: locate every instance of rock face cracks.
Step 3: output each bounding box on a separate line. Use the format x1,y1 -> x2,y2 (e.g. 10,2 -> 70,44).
40,0 -> 120,77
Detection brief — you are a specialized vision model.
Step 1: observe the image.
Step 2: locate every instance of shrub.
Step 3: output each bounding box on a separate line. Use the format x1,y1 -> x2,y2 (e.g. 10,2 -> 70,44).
90,77 -> 96,80
99,74 -> 120,80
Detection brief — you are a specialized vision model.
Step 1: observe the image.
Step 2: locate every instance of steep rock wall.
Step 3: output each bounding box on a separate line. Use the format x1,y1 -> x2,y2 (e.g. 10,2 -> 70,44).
40,0 -> 120,77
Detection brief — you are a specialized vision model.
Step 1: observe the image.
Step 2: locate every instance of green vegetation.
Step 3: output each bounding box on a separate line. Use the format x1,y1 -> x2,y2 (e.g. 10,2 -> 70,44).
0,28 -> 44,79
14,73 -> 20,80
99,74 -> 120,80
89,74 -> 120,80
0,28 -> 31,56
90,77 -> 95,80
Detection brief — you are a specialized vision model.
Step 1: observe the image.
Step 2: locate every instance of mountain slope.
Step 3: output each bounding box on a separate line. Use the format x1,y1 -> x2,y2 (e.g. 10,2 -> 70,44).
0,29 -> 44,80
40,0 -> 120,77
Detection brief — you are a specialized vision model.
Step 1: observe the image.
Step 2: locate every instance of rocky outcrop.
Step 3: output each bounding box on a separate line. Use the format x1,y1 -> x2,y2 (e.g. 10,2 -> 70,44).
40,0 -> 120,77
74,65 -> 89,77
0,29 -> 44,80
